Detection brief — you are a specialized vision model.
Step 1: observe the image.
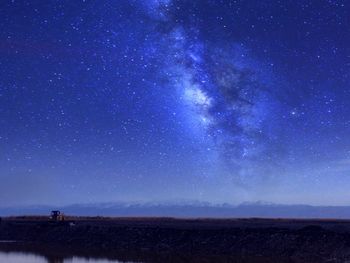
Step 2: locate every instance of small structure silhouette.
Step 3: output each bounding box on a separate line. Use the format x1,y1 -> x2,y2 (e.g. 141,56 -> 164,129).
50,210 -> 64,222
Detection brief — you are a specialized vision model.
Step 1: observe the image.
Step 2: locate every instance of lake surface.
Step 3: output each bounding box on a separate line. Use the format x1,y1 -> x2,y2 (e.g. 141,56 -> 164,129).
0,250 -> 292,263
0,250 -> 137,263
0,244 -> 292,263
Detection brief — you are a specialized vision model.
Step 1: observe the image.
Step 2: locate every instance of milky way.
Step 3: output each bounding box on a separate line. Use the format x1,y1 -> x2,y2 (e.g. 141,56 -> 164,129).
0,0 -> 349,206
147,1 -> 284,181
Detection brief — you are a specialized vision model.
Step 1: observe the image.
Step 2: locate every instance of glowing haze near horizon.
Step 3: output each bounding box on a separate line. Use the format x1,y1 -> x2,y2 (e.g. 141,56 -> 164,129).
0,0 -> 349,206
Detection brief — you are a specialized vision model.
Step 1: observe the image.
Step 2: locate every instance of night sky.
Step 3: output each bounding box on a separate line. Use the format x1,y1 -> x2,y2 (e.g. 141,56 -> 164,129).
0,0 -> 349,206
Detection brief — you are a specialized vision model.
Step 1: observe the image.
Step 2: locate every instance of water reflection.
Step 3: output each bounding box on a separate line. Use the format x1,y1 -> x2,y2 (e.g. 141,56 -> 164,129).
0,251 -> 133,263
0,244 -> 293,263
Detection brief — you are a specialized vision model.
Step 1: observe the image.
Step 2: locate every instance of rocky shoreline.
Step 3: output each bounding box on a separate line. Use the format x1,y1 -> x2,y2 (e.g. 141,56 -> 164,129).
1,217 -> 350,262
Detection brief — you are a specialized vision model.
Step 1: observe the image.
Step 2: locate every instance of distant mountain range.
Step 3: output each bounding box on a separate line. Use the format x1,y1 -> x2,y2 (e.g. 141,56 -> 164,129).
2,202 -> 350,218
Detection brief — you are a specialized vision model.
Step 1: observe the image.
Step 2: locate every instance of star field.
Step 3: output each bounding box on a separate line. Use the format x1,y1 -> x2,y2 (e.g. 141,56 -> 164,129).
0,0 -> 349,206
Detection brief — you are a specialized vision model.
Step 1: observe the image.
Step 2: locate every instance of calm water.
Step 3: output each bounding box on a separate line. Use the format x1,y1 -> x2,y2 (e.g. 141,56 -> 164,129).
0,250 -> 293,263
0,243 -> 292,263
0,251 -> 137,263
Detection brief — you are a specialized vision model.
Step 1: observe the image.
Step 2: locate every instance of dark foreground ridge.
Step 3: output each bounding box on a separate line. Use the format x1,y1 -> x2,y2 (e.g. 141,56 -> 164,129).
1,217 -> 350,263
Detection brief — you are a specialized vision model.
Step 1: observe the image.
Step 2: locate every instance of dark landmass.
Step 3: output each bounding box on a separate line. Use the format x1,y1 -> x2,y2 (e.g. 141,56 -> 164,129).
3,202 -> 350,218
1,217 -> 350,262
